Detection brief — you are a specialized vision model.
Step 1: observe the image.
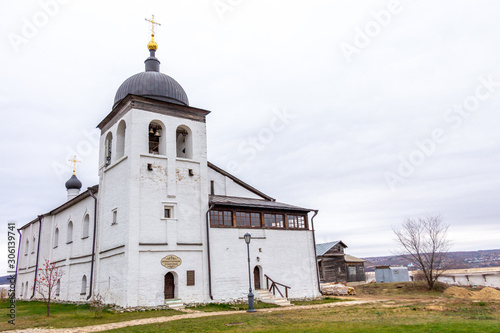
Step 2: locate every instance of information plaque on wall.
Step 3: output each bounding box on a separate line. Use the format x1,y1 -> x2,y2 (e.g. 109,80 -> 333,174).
161,255 -> 182,269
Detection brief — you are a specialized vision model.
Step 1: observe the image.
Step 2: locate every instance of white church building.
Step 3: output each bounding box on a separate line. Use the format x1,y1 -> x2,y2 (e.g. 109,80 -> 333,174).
15,30 -> 321,308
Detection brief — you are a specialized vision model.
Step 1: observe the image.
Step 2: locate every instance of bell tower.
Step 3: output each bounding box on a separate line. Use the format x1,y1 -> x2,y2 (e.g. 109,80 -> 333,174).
94,18 -> 211,307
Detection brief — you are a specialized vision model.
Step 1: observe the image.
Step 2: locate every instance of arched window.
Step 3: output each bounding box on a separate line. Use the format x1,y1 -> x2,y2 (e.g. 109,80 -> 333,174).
81,275 -> 87,295
148,121 -> 165,155
32,237 -> 36,253
25,239 -> 29,255
56,279 -> 61,296
105,132 -> 113,166
25,282 -> 28,298
116,120 -> 126,159
20,282 -> 24,297
176,125 -> 192,159
82,214 -> 90,238
67,221 -> 73,243
54,228 -> 59,247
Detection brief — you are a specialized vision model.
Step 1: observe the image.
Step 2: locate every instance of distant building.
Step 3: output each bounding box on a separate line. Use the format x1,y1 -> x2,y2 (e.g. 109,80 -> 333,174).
375,266 -> 409,283
316,241 -> 366,283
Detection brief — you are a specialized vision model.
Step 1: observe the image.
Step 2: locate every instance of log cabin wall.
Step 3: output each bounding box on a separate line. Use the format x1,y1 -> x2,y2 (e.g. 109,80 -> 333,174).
346,262 -> 366,282
319,256 -> 347,283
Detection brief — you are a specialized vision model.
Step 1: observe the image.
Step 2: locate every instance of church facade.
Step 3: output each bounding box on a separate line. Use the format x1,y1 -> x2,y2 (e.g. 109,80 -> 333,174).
15,32 -> 321,307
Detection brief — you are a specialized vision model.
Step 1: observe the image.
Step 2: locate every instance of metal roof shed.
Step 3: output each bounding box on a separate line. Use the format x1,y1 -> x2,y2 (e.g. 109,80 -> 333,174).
375,266 -> 410,283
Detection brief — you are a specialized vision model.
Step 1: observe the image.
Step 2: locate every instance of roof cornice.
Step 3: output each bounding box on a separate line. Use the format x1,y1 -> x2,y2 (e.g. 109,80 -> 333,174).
97,95 -> 211,133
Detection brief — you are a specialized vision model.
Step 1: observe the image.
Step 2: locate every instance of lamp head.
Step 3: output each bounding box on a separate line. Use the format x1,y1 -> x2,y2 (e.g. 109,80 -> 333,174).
244,233 -> 251,244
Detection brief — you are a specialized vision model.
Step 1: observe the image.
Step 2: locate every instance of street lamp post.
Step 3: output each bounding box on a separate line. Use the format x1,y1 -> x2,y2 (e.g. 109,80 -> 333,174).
244,233 -> 256,313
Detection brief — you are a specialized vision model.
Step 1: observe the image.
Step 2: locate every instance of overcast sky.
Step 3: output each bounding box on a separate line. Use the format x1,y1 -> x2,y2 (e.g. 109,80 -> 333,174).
1,0 -> 499,275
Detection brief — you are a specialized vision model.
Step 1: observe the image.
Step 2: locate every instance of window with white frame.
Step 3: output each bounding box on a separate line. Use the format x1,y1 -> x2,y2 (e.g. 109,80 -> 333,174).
56,279 -> 61,296
67,221 -> 73,243
112,209 -> 117,225
161,203 -> 176,220
164,206 -> 174,219
81,275 -> 87,295
54,228 -> 59,248
82,214 -> 90,238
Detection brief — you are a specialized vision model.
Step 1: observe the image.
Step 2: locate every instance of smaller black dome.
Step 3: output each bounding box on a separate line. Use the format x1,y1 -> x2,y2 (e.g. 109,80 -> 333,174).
65,175 -> 82,190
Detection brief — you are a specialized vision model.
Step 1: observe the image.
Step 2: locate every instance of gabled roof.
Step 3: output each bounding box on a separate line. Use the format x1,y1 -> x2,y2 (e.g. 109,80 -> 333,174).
208,162 -> 275,201
316,240 -> 348,256
209,195 -> 311,212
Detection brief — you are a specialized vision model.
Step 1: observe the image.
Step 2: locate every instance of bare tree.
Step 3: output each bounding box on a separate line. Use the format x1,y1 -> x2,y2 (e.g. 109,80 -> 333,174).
33,259 -> 64,316
393,215 -> 451,290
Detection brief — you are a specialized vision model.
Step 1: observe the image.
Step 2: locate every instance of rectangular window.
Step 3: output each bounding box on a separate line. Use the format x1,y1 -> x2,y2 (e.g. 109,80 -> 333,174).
112,209 -> 117,225
210,210 -> 232,226
235,212 -> 251,227
250,213 -> 261,227
187,270 -> 195,286
264,214 -> 284,228
287,215 -> 306,229
164,207 -> 172,218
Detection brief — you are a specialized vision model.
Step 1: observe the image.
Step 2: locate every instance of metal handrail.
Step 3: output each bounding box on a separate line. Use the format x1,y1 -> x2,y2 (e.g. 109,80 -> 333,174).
264,274 -> 291,299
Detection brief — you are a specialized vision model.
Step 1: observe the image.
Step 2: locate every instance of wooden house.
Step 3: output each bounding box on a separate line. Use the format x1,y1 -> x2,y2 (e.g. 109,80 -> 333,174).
316,241 -> 366,283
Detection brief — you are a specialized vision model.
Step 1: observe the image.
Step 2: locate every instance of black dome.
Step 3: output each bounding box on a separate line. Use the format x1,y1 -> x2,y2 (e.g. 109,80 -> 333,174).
113,71 -> 189,108
65,175 -> 82,190
113,47 -> 189,109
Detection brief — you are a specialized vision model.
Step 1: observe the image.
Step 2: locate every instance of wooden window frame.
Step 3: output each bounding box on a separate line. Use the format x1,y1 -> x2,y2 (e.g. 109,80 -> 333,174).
210,210 -> 232,227
287,214 -> 306,229
264,213 -> 284,229
209,207 -> 308,230
187,270 -> 195,286
235,212 -> 251,227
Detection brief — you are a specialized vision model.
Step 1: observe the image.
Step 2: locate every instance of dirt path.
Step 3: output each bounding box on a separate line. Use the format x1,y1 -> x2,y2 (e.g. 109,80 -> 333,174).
11,300 -> 381,333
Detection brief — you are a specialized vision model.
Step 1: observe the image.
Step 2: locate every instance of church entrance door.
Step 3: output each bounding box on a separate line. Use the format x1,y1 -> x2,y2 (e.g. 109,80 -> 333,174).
164,273 -> 175,299
253,266 -> 261,290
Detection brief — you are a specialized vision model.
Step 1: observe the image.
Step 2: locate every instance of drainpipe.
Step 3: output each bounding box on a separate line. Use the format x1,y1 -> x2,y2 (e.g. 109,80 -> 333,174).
205,203 -> 215,300
15,229 -> 22,295
87,188 -> 98,300
310,210 -> 323,295
31,215 -> 43,299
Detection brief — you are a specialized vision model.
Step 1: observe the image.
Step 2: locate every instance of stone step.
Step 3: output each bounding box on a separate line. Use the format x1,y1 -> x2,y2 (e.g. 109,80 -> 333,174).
255,290 -> 292,307
164,299 -> 185,310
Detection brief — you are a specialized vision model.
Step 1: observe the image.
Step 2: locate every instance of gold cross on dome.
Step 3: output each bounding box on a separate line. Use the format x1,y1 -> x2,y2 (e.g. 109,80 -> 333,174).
68,155 -> 81,175
145,15 -> 161,35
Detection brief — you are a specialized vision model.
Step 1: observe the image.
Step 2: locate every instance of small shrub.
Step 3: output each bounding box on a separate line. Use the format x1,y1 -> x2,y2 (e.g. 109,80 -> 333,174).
432,282 -> 448,292
89,294 -> 106,318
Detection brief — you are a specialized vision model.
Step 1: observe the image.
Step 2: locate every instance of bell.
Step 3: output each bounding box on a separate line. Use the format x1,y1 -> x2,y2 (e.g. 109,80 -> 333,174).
149,128 -> 154,135
154,130 -> 161,137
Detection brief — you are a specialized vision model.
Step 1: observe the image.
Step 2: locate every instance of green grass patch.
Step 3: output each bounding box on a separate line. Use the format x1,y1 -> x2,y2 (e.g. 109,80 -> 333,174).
187,301 -> 278,312
104,301 -> 500,332
291,296 -> 348,306
0,299 -> 179,331
3,294 -> 499,332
